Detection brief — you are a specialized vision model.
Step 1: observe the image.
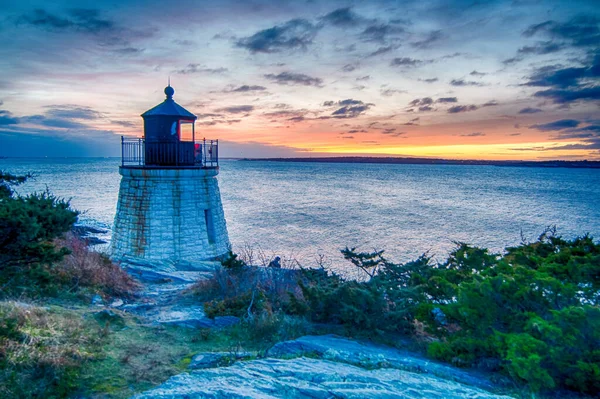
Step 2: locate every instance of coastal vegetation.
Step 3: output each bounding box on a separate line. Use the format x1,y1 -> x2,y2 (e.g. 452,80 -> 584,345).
203,230 -> 600,396
1,170 -> 599,397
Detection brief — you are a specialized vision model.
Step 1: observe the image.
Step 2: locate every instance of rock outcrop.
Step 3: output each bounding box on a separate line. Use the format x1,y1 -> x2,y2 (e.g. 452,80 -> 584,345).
134,335 -> 513,399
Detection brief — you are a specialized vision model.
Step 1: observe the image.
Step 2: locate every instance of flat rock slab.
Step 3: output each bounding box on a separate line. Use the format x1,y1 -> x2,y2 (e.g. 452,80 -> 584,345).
134,357 -> 513,399
268,335 -> 499,391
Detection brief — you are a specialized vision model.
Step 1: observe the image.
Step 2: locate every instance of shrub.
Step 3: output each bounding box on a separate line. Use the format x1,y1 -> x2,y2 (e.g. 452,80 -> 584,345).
424,231 -> 600,394
291,252 -> 430,335
0,171 -> 138,299
191,261 -> 302,319
55,233 -> 139,298
0,171 -> 78,296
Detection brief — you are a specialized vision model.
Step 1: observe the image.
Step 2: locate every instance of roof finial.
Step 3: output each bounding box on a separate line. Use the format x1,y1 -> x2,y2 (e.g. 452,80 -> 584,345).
165,77 -> 174,100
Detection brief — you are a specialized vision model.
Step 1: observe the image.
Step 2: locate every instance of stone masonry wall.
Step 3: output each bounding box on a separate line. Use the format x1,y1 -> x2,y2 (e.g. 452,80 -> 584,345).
111,167 -> 230,263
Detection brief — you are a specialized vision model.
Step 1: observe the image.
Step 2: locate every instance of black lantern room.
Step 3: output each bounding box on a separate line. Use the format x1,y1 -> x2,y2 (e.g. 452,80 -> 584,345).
120,85 -> 218,168
140,85 -> 197,166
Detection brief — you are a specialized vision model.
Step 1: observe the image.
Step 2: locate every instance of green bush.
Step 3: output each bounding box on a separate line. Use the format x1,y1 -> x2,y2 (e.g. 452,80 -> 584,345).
291,230 -> 600,395
425,232 -> 600,394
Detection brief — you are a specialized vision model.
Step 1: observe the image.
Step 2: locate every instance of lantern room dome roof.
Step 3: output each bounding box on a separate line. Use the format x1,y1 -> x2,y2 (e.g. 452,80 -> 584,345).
141,86 -> 196,120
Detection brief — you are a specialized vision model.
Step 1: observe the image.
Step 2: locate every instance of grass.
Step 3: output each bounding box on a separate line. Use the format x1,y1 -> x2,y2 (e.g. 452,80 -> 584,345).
0,297 -> 319,398
0,301 -> 104,399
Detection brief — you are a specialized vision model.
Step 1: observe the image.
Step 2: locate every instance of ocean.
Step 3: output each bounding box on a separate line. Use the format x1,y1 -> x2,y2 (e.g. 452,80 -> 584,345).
2,157 -> 600,268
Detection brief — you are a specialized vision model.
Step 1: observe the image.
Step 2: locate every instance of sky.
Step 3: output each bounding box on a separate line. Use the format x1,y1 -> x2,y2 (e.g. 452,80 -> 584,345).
0,0 -> 599,160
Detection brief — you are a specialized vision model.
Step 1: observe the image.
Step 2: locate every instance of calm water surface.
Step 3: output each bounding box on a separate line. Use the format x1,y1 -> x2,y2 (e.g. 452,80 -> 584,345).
2,158 -> 599,267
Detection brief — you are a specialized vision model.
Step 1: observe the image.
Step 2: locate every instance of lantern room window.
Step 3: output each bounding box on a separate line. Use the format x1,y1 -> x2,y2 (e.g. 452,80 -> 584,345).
180,121 -> 195,142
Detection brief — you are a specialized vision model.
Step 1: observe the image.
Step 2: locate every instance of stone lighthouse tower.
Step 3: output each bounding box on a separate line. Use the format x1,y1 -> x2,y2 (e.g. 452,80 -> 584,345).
111,85 -> 230,266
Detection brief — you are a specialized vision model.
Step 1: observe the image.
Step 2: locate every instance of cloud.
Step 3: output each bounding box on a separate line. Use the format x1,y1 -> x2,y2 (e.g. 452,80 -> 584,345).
323,98 -> 364,107
436,97 -> 458,103
44,105 -> 101,120
409,97 -> 433,106
380,89 -> 406,96
529,119 -> 580,131
215,105 -> 254,114
381,128 -> 406,137
16,8 -> 151,49
263,109 -> 308,121
533,86 -> 600,104
196,113 -> 224,119
518,41 -> 564,55
420,78 -> 439,83
411,30 -> 443,49
324,99 -> 373,118
524,64 -> 599,88
461,132 -> 485,137
482,100 -> 499,107
523,15 -> 600,48
331,105 -> 372,118
402,117 -> 420,126
524,56 -> 600,104
19,8 -> 114,34
174,39 -> 195,46
111,120 -> 136,128
20,115 -> 89,129
390,57 -> 422,67
549,124 -> 600,140
470,70 -> 486,77
321,7 -> 364,27
504,41 -> 565,64
419,106 -> 434,112
578,125 -> 600,132
229,85 -> 267,92
367,45 -> 396,57
544,140 -> 600,151
1,104 -> 106,130
450,79 -> 484,87
342,63 -> 359,72
447,105 -> 478,113
176,64 -> 228,74
360,24 -> 405,43
197,119 -> 242,126
0,110 -> 19,125
518,107 -> 543,114
264,72 -> 323,87
356,75 -> 370,81
236,19 -> 319,53
113,47 -> 144,55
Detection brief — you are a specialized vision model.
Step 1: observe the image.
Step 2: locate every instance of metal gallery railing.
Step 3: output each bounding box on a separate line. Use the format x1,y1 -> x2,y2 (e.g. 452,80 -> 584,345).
121,137 -> 218,168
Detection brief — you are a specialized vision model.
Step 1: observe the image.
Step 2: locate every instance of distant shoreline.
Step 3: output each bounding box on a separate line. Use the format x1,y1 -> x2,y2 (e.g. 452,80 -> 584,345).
242,156 -> 600,169
2,156 -> 600,169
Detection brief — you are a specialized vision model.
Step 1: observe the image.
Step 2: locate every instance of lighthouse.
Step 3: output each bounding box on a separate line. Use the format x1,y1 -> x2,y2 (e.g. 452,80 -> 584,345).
111,85 -> 230,265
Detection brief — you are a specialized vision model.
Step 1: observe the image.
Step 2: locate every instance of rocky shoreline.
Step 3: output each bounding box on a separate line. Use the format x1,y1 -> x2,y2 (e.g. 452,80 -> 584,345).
89,256 -> 515,399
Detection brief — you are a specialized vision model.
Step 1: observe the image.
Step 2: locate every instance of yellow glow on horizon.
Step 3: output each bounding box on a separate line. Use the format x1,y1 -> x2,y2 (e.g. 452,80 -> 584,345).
287,141 -> 597,160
